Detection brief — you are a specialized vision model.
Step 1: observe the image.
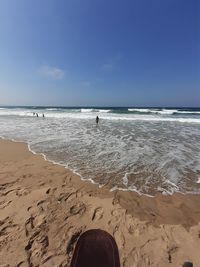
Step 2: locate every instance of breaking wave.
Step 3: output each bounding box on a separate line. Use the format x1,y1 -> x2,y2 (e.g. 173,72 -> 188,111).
0,106 -> 200,196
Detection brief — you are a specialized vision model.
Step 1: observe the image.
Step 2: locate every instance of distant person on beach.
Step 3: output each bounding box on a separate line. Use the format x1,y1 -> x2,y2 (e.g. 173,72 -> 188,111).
96,116 -> 99,124
36,113 -> 38,117
42,114 -> 45,118
33,112 -> 35,116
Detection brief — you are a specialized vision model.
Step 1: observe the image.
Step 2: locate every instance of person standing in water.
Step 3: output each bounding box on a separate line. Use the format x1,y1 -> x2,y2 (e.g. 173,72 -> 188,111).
96,116 -> 99,124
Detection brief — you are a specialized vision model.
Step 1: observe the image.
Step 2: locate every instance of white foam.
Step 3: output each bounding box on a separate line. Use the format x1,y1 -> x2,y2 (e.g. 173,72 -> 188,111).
110,185 -> 142,195
81,108 -> 110,113
122,173 -> 129,186
99,115 -> 200,124
175,111 -> 200,114
128,108 -> 151,112
1,107 -> 200,197
45,108 -> 59,111
158,109 -> 178,115
110,185 -> 154,197
81,108 -> 94,112
44,112 -> 200,123
1,107 -> 200,124
128,108 -> 178,115
1,109 -> 200,124
164,179 -> 179,189
0,109 -> 34,117
98,109 -> 111,113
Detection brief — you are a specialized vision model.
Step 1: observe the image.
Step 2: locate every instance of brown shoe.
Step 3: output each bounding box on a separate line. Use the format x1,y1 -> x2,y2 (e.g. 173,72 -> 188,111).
183,263 -> 193,267
70,229 -> 121,267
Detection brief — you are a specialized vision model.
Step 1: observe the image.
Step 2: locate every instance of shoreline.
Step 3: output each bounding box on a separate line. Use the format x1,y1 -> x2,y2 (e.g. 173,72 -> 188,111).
1,135 -> 199,198
0,135 -> 121,192
0,138 -> 200,266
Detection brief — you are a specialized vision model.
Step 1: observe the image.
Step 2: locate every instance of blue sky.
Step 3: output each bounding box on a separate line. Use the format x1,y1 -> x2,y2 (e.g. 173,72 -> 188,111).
0,0 -> 199,106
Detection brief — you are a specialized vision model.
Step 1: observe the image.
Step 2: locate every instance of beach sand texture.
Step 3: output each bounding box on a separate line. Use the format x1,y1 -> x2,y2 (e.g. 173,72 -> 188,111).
0,139 -> 200,267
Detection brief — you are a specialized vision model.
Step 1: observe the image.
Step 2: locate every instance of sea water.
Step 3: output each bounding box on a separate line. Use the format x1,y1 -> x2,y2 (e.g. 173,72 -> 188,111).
0,106 -> 200,196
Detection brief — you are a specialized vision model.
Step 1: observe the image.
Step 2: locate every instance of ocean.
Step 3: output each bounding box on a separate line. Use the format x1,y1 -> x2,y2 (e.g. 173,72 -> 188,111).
0,106 -> 200,196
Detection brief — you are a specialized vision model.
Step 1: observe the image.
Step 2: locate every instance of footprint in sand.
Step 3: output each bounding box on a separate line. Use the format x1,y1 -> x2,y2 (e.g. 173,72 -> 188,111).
16,261 -> 27,267
70,203 -> 86,216
167,246 -> 179,264
66,229 -> 83,255
2,188 -> 17,196
91,207 -> 104,221
25,224 -> 49,266
42,254 -> 66,267
123,248 -> 139,267
34,214 -> 47,228
37,199 -> 48,213
25,216 -> 34,236
111,208 -> 124,222
0,224 -> 14,237
16,188 -> 30,196
0,200 -> 12,209
65,192 -> 77,202
46,188 -> 51,194
113,226 -> 125,249
125,214 -> 135,234
0,217 -> 18,233
0,217 -> 9,227
57,192 -> 71,202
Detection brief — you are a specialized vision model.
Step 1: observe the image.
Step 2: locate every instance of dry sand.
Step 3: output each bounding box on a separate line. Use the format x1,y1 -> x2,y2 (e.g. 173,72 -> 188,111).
0,138 -> 200,267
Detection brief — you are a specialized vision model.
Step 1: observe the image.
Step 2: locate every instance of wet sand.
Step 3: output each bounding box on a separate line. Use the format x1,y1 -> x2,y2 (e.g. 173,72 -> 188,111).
0,138 -> 200,266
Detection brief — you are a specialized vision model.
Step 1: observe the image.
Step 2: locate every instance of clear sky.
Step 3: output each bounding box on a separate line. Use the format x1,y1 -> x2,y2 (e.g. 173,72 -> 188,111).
0,0 -> 199,107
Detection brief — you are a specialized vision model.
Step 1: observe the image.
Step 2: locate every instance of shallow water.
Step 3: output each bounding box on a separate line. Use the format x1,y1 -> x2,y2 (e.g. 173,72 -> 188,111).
0,106 -> 200,196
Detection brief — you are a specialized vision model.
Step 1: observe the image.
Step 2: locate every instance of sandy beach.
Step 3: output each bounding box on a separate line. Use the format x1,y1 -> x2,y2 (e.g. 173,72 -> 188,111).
0,138 -> 200,267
